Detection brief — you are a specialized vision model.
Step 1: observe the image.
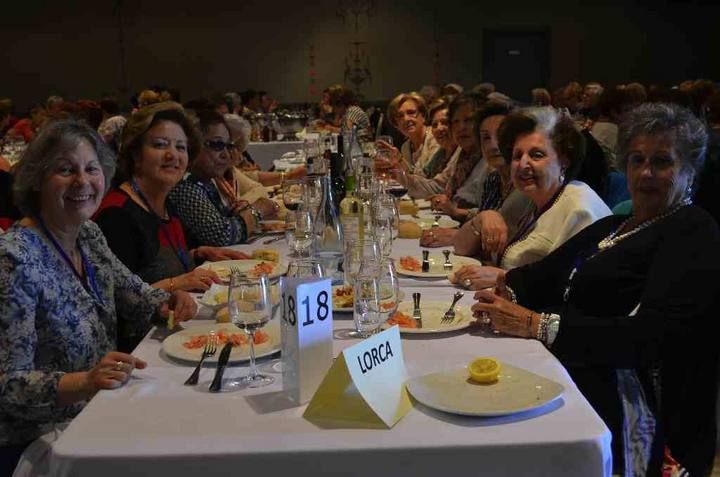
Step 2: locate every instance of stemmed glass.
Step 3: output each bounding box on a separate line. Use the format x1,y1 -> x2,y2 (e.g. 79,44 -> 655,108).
303,176 -> 323,219
373,216 -> 394,258
285,206 -> 313,257
226,272 -> 275,388
336,239 -> 379,339
353,258 -> 400,338
282,178 -> 305,212
375,259 -> 400,324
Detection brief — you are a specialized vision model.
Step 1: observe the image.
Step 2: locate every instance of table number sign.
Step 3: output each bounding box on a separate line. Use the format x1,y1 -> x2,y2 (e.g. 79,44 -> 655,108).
304,325 -> 411,428
281,277 -> 334,405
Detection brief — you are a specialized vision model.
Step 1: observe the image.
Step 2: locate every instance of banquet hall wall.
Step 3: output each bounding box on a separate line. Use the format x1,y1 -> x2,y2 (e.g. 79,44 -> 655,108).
0,0 -> 716,112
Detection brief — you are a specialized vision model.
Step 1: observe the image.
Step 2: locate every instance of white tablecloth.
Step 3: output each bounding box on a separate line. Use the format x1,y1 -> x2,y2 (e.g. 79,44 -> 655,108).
246,141 -> 303,170
48,239 -> 612,477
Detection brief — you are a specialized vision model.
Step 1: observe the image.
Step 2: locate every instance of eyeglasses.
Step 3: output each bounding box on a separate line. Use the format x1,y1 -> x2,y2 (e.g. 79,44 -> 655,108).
204,140 -> 237,152
394,109 -> 420,121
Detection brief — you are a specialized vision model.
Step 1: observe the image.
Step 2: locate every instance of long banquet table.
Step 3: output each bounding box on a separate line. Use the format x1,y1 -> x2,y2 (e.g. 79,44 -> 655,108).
246,140 -> 304,171
48,238 -> 612,477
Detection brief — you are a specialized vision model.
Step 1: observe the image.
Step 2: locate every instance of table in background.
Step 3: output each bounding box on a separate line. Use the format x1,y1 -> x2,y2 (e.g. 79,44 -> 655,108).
246,141 -> 303,171
49,239 -> 612,477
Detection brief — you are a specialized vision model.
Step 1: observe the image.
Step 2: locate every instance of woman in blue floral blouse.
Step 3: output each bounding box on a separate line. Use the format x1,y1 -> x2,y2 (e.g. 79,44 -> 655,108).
0,120 -> 196,475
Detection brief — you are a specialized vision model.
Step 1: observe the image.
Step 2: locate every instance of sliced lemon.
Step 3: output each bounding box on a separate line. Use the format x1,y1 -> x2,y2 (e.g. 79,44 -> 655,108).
468,357 -> 501,383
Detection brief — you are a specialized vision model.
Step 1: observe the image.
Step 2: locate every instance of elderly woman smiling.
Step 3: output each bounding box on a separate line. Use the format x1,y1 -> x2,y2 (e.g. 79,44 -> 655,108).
472,103 -> 719,476
0,120 -> 196,474
451,107 -> 610,289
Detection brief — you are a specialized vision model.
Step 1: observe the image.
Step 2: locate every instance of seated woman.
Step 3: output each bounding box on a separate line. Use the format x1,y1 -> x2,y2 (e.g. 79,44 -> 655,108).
377,92 -> 439,176
223,113 -> 305,187
94,102 -> 251,296
426,94 -> 489,223
452,107 -> 610,289
472,103 -> 718,476
394,100 -> 458,198
169,111 -> 279,247
0,120 -> 195,475
420,99 -> 527,248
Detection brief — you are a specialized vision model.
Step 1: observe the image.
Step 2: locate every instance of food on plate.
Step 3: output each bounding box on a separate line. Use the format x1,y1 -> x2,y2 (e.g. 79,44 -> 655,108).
398,220 -> 422,239
182,329 -> 270,349
249,261 -> 275,277
468,357 -> 501,384
399,256 -> 422,272
260,222 -> 285,233
386,311 -> 418,329
398,200 -> 418,216
333,285 -> 354,308
252,249 -> 280,263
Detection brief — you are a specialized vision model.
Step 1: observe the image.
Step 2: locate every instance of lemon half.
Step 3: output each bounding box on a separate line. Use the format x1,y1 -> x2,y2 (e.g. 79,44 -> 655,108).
468,357 -> 501,383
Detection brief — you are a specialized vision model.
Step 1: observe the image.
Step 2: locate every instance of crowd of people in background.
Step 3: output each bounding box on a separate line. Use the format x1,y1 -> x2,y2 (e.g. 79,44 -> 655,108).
1,76 -> 720,477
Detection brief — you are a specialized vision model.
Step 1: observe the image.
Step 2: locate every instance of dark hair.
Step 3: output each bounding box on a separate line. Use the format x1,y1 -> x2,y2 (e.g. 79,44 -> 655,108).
327,85 -> 357,108
241,90 -> 258,106
498,107 -> 586,183
118,102 -> 201,180
427,99 -> 449,123
100,98 -> 121,116
448,93 -> 485,127
596,87 -> 631,120
618,102 -> 707,179
195,110 -> 229,138
473,99 -> 514,144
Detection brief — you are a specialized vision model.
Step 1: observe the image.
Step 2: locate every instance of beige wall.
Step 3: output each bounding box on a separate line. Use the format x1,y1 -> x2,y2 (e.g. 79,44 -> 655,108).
0,0 -> 715,111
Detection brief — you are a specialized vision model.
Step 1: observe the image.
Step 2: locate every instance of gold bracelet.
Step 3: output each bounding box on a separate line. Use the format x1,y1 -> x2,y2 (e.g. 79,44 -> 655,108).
526,313 -> 534,338
168,277 -> 175,292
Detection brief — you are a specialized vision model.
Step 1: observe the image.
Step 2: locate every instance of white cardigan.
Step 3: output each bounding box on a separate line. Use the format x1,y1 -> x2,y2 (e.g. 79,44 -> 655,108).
500,181 -> 611,270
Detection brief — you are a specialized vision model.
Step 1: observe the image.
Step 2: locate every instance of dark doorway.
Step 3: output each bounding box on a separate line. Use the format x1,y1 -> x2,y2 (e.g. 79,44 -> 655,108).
482,29 -> 550,104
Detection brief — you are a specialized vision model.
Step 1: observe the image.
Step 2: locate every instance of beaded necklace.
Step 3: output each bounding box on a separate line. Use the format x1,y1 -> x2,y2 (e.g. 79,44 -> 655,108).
562,198 -> 692,302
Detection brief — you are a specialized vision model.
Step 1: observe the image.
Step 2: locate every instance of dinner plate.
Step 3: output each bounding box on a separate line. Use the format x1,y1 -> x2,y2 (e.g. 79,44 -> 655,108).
406,363 -> 565,416
198,259 -> 287,281
410,214 -> 460,230
162,322 -> 281,364
331,285 -> 405,313
382,301 -> 473,334
396,254 -> 481,278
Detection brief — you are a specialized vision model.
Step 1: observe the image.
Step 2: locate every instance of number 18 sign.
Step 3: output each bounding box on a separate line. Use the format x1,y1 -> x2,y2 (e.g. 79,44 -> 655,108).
280,276 -> 334,404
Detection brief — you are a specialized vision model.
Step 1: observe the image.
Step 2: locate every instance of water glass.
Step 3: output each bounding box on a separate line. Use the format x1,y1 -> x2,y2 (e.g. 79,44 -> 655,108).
227,272 -> 274,388
285,209 -> 313,257
343,239 -> 380,286
353,262 -> 383,337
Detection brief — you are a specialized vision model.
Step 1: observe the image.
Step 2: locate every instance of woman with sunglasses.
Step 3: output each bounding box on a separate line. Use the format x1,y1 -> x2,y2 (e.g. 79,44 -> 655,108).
169,110 -> 279,247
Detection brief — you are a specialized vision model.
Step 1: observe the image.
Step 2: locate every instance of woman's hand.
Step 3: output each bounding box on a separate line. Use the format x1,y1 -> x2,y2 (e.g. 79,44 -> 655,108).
477,210 -> 509,255
430,194 -> 462,218
471,288 -> 538,338
286,166 -> 307,180
193,246 -> 251,262
158,290 -> 197,322
175,268 -> 222,291
449,265 -> 504,290
85,351 -> 148,392
419,227 -> 457,247
253,197 -> 280,220
376,140 -> 402,167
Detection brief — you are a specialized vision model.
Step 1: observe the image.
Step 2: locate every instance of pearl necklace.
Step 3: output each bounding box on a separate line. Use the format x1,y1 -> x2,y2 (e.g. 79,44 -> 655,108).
597,198 -> 692,251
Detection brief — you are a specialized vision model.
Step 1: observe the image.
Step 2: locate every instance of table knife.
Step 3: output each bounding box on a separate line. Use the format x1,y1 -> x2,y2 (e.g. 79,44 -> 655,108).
209,343 -> 233,392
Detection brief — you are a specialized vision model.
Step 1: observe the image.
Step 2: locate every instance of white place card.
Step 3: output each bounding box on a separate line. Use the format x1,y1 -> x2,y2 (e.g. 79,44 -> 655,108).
281,277 -> 334,405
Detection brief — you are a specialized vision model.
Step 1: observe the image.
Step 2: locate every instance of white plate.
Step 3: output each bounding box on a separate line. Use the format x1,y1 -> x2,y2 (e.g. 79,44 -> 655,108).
406,363 -> 565,416
410,215 -> 460,230
396,254 -> 481,278
162,322 -> 280,364
382,301 -> 472,334
198,259 -> 287,281
331,285 -> 405,313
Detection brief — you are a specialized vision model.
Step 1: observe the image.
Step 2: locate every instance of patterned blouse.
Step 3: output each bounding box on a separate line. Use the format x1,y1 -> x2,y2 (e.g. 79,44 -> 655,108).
0,222 -> 168,446
168,174 -> 249,248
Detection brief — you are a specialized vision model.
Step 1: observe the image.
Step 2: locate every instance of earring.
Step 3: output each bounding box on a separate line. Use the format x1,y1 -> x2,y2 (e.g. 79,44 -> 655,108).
559,169 -> 566,184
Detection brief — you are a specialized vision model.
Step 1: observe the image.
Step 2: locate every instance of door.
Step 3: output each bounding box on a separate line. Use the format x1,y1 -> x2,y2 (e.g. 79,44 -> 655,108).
482,30 -> 549,104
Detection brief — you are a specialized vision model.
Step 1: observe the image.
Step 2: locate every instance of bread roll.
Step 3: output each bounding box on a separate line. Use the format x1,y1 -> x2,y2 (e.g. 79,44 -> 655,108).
398,220 -> 422,239
398,200 -> 418,216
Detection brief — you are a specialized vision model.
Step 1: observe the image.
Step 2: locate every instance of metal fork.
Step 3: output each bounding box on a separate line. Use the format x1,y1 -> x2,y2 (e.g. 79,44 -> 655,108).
412,292 -> 423,328
184,332 -> 218,385
442,291 -> 464,324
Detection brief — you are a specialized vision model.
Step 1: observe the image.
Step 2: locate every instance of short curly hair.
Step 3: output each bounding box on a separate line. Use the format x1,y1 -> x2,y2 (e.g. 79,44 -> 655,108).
13,119 -> 116,216
497,107 -> 586,184
117,101 -> 201,181
617,102 -> 707,178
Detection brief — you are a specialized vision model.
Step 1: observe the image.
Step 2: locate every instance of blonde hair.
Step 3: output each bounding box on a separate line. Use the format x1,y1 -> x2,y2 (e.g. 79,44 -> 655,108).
387,92 -> 427,128
137,90 -> 172,108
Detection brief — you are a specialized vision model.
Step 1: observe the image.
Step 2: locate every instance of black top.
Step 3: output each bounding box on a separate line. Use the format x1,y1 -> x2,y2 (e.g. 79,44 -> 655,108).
506,206 -> 720,476
94,189 -> 195,285
0,170 -> 19,230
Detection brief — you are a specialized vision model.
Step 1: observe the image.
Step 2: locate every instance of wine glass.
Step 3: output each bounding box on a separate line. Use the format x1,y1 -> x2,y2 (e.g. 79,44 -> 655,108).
373,216 -> 394,258
226,272 -> 275,388
375,259 -> 400,323
282,178 -> 305,212
353,261 -> 384,338
343,239 -> 380,287
303,176 -> 323,219
285,208 -> 313,257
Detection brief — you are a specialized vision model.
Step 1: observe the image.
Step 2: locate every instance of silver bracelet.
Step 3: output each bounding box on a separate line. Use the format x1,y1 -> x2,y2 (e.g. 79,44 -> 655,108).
505,285 -> 517,304
536,313 -> 561,346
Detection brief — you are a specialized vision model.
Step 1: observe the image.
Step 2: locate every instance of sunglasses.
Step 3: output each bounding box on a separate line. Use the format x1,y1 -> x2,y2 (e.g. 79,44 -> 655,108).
204,140 -> 237,152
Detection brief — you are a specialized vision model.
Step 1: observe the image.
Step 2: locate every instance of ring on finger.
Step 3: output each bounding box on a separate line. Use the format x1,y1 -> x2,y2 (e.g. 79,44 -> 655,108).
462,278 -> 473,289
114,361 -> 126,372
480,311 -> 491,325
